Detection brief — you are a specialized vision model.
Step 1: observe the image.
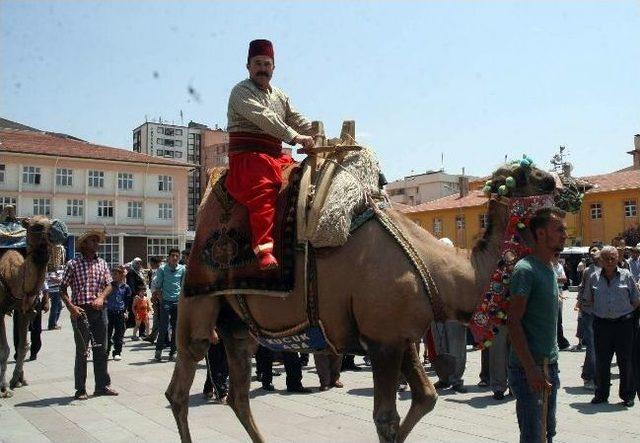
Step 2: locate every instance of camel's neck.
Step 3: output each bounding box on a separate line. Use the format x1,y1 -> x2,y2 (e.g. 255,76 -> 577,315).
469,203 -> 508,299
25,243 -> 50,294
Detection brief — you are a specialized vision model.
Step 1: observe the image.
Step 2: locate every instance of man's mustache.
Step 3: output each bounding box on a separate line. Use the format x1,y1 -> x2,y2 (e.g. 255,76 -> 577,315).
256,71 -> 271,77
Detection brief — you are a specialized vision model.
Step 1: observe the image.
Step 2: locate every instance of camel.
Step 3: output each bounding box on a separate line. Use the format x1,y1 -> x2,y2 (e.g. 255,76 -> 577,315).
0,213 -> 67,397
166,160 -> 556,442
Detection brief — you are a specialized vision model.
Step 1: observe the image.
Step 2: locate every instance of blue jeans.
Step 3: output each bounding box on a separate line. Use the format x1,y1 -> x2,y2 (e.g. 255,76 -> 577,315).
580,312 -> 595,382
156,302 -> 178,354
509,363 -> 559,443
47,290 -> 63,329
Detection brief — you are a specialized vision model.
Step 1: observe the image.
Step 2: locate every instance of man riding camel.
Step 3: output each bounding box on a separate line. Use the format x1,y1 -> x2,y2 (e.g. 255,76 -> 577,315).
226,39 -> 315,270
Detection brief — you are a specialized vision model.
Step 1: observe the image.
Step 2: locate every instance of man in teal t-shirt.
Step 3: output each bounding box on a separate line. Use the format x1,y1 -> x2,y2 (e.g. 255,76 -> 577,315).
507,207 -> 567,443
509,256 -> 559,368
152,248 -> 186,361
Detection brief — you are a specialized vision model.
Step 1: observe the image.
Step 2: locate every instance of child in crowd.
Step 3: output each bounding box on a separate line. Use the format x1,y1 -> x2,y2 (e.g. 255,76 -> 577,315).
107,266 -> 132,360
132,290 -> 152,341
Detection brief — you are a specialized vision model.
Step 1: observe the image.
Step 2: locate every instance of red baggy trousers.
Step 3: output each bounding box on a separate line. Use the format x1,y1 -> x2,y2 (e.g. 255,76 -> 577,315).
225,151 -> 293,253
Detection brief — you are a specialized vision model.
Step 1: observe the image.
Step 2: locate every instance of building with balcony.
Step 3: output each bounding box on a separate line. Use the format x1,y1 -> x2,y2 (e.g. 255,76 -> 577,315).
0,123 -> 193,266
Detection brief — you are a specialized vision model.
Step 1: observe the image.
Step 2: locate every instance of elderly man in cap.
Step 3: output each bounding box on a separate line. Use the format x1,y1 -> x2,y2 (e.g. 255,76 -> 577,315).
583,246 -> 640,407
60,230 -> 118,399
226,39 -> 315,270
575,248 -> 601,389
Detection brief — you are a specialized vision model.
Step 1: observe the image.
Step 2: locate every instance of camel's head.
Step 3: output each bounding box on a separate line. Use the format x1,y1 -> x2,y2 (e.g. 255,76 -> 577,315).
21,217 -> 68,262
487,161 -> 556,198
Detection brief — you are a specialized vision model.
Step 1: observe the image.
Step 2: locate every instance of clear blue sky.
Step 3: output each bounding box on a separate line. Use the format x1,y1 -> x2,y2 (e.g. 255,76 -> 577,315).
2,1 -> 639,181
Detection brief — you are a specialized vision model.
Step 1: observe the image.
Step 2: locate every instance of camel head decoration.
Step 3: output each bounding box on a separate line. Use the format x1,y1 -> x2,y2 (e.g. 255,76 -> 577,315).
166,159 -> 556,442
0,214 -> 68,397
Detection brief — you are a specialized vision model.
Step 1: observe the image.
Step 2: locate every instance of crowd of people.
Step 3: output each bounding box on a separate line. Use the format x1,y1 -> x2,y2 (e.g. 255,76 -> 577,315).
21,229 -> 354,403
8,216 -> 640,441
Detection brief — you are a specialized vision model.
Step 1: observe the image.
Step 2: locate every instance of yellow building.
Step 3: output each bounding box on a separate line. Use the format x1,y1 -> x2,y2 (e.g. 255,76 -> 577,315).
401,137 -> 640,248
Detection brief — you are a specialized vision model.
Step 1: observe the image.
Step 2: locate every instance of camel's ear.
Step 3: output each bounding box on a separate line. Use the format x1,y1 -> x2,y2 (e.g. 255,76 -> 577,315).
20,217 -> 31,228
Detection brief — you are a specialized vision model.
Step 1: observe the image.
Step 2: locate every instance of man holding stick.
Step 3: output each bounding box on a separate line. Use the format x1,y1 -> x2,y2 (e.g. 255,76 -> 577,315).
508,207 -> 567,442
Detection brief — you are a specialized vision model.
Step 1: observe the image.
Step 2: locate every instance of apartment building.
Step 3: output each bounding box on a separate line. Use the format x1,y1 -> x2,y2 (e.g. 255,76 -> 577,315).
0,125 -> 192,266
386,170 -> 478,206
132,120 -> 231,234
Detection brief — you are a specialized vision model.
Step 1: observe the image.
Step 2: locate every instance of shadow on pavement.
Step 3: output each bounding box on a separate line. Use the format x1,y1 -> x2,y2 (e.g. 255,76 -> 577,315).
569,401 -> 627,414
444,394 -> 514,409
15,395 -> 75,407
563,386 -> 592,395
347,387 -> 374,397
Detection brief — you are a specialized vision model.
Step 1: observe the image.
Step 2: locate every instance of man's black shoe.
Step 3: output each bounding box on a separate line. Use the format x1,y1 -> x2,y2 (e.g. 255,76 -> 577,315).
262,383 -> 275,391
94,386 -> 119,396
620,399 -> 634,407
433,381 -> 451,390
286,385 -> 312,393
493,391 -> 505,400
590,396 -> 608,404
451,384 -> 468,394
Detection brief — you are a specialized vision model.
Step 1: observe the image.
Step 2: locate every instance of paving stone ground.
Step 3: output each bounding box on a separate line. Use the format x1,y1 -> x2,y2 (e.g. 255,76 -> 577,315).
1,292 -> 639,442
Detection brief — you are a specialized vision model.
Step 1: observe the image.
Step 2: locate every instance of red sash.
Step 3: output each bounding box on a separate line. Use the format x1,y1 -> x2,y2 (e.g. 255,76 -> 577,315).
229,132 -> 283,157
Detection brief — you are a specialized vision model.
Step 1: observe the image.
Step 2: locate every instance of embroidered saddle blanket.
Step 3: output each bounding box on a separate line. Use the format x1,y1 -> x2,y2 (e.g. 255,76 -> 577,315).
183,165 -> 301,297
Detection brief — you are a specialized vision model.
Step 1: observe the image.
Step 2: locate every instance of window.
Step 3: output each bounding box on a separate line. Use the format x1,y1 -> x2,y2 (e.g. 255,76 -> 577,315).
175,129 -> 183,136
133,130 -> 141,152
164,127 -> 175,136
118,172 -> 133,190
97,200 -> 114,217
175,151 -> 183,158
187,133 -> 201,163
88,170 -> 104,188
157,149 -> 164,156
624,200 -> 637,218
158,203 -> 173,219
33,198 -> 51,216
127,201 -> 143,218
99,236 -> 120,268
433,218 -> 442,236
0,196 -> 17,211
455,215 -> 466,230
174,140 -> 182,147
590,203 -> 602,220
22,166 -> 41,185
147,237 -> 179,258
164,139 -> 175,147
66,199 -> 84,217
158,175 -> 173,192
56,168 -> 73,186
0,164 -> 5,182
157,127 -> 164,135
479,213 -> 489,229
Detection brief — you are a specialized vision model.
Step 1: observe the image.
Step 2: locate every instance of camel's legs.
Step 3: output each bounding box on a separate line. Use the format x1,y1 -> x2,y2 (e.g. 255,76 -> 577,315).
10,309 -> 32,389
220,324 -> 265,443
0,315 -> 12,397
396,343 -> 438,443
369,344 -> 403,443
166,349 -> 200,443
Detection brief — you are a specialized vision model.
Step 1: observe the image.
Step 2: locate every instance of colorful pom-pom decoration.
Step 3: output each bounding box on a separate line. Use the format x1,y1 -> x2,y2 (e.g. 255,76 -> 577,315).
505,176 -> 516,188
485,180 -> 493,187
482,185 -> 492,195
517,222 -> 526,230
498,185 -> 508,196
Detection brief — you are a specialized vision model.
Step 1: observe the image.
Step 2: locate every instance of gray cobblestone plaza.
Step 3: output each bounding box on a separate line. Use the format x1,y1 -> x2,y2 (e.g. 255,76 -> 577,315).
1,296 -> 639,442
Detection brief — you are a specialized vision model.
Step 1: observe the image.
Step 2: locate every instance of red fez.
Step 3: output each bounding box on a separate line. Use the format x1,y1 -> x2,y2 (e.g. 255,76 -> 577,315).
248,39 -> 274,61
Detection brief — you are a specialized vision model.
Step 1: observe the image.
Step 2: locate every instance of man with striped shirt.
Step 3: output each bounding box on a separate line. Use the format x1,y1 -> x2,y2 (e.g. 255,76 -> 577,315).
226,39 -> 315,270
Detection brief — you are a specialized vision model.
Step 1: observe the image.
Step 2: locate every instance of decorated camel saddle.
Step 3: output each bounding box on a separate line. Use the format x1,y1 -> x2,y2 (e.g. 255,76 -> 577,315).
184,121 -> 386,298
